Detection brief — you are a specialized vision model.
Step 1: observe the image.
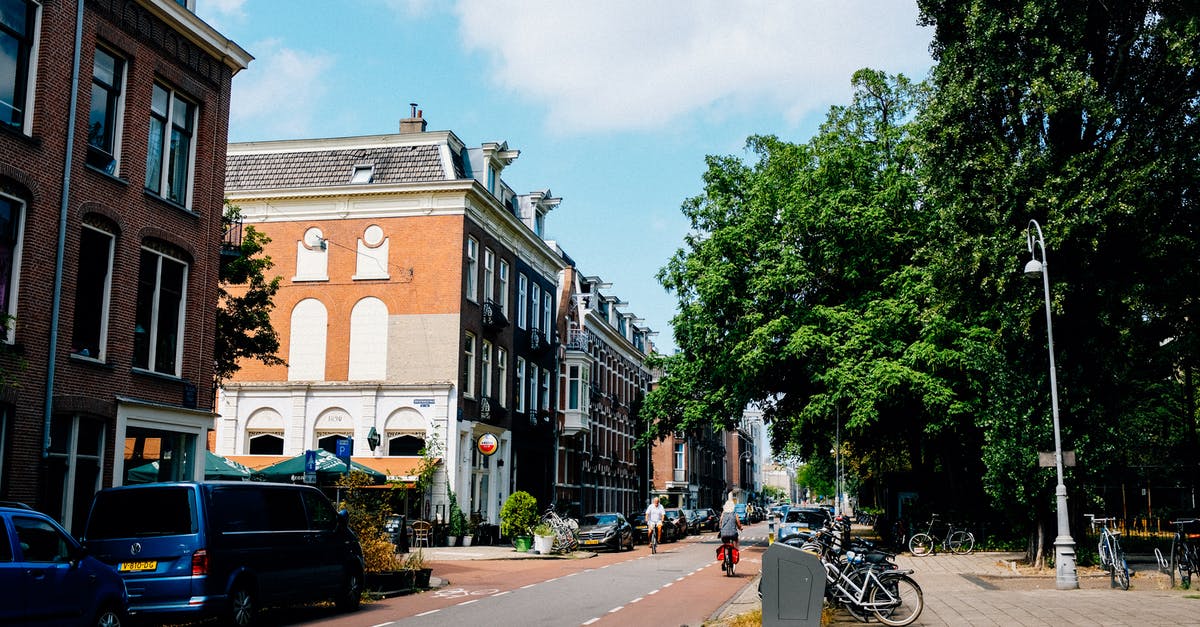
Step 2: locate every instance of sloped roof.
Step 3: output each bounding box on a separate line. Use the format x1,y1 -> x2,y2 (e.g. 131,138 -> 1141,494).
225,144 -> 453,192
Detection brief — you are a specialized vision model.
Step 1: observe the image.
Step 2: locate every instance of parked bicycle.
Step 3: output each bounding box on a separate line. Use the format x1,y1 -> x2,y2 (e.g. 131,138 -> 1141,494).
1087,514 -> 1129,590
540,507 -> 578,553
908,514 -> 974,556
1156,518 -> 1199,589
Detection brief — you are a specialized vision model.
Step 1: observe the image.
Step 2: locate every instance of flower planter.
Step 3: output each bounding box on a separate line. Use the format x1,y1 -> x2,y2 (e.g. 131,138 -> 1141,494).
513,535 -> 533,552
365,570 -> 414,593
533,534 -> 555,554
413,567 -> 432,589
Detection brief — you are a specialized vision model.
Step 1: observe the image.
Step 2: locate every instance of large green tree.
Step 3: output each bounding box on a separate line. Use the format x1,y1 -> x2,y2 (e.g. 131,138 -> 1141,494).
215,202 -> 284,384
917,0 -> 1200,559
645,71 -> 992,508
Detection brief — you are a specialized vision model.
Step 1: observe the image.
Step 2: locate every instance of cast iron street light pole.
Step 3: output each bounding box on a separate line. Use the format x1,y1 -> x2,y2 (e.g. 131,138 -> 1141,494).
1025,219 -> 1079,590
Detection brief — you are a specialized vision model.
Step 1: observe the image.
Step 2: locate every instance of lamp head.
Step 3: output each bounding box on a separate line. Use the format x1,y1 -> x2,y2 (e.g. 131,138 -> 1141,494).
366,426 -> 380,451
1024,258 -> 1044,276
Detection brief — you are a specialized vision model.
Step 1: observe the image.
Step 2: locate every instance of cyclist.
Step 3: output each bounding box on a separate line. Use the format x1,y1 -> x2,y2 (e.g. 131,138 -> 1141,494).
719,499 -> 743,550
645,496 -> 666,546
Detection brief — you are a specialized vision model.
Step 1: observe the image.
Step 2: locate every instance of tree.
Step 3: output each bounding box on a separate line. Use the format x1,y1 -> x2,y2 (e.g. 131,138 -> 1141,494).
916,0 -> 1200,563
645,71 -> 990,509
215,201 -> 284,384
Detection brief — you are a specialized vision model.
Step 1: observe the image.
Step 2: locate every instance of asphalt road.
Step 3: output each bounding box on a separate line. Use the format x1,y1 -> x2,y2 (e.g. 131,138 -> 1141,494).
288,524 -> 769,627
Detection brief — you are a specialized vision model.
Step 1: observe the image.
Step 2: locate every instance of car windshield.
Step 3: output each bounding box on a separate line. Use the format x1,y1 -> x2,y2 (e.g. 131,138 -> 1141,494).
665,510 -> 680,520
581,514 -> 618,526
785,510 -> 827,524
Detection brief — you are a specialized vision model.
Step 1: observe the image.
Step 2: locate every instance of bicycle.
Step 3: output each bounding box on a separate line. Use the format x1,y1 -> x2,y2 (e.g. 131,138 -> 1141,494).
907,514 -> 974,556
717,537 -> 738,576
1087,515 -> 1129,590
648,521 -> 660,554
540,508 -> 578,553
1157,518 -> 1199,589
808,522 -> 924,626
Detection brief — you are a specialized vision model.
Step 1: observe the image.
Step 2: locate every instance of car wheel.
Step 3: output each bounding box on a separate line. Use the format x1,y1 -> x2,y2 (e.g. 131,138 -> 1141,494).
94,605 -> 123,627
228,584 -> 256,627
336,567 -> 363,612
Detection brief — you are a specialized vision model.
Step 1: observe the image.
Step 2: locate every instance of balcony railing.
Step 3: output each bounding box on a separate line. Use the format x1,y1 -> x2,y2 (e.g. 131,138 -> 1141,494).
566,327 -> 591,350
482,300 -> 508,331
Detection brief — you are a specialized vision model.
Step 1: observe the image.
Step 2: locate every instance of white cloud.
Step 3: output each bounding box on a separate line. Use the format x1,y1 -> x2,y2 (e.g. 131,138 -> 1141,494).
230,39 -> 335,140
454,0 -> 932,135
196,0 -> 246,32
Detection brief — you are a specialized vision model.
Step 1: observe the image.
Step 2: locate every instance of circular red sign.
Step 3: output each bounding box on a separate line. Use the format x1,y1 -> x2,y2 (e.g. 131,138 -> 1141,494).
476,433 -> 499,456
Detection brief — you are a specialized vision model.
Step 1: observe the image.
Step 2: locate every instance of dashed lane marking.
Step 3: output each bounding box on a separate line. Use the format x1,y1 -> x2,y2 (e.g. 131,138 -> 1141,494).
457,599 -> 479,606
609,606 -> 624,613
630,597 -> 643,603
583,618 -> 601,625
492,590 -> 512,597
520,584 -> 536,589
370,622 -> 395,627
415,610 -> 439,617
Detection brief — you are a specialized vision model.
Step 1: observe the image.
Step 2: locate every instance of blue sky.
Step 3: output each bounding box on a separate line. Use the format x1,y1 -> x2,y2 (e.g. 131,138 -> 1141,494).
202,0 -> 934,353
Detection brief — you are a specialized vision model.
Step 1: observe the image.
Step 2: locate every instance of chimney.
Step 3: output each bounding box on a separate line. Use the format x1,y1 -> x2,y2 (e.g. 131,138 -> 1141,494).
399,102 -> 427,134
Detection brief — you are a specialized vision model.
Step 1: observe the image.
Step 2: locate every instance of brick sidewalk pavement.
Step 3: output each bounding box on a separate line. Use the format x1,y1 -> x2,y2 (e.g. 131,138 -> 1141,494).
721,551 -> 1200,626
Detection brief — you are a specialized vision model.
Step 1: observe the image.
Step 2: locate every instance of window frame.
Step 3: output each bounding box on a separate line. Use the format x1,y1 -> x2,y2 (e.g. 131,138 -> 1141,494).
70,221 -> 115,361
87,45 -> 126,174
465,237 -> 478,303
0,0 -> 38,133
498,259 -> 509,315
145,82 -> 198,207
132,245 -> 189,377
0,190 -> 27,344
483,247 -> 494,303
515,356 -> 525,413
496,348 -> 508,408
517,273 -> 527,329
530,283 -> 541,332
480,339 -> 492,399
463,332 -> 476,398
542,291 -> 552,338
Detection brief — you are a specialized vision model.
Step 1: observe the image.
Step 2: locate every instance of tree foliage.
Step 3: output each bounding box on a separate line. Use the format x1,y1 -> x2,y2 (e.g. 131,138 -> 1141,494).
215,202 -> 284,384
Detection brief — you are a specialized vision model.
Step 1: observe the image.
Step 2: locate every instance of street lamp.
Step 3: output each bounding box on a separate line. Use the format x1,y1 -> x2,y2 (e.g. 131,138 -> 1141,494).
1025,219 -> 1079,590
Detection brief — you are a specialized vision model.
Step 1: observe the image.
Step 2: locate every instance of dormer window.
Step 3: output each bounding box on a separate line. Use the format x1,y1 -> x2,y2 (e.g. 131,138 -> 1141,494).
535,212 -> 545,237
350,164 -> 374,184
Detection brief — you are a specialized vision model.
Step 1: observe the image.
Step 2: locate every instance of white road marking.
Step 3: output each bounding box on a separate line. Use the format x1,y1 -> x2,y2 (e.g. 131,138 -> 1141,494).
676,576 -> 685,581
630,597 -> 644,603
546,578 -> 559,582
415,610 -> 440,617
609,606 -> 624,613
521,584 -> 536,589
648,589 -> 659,595
566,572 -> 578,577
458,599 -> 479,606
662,582 -> 673,588
492,590 -> 512,597
583,618 -> 601,625
370,622 -> 395,627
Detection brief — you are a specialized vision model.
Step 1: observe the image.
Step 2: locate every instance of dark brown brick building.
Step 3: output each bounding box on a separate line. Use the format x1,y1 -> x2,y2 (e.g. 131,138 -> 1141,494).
0,0 -> 249,531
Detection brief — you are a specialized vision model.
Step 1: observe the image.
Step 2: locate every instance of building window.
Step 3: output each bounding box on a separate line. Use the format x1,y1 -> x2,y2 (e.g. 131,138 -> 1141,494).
317,434 -> 350,454
133,245 -> 188,376
47,415 -> 106,533
87,47 -> 125,173
515,356 -> 525,413
528,361 -> 538,412
0,0 -> 36,132
463,333 -> 475,398
481,340 -> 492,399
483,248 -> 494,303
497,348 -> 508,407
540,368 -> 550,415
567,364 -> 590,411
498,260 -> 509,315
674,442 -> 686,483
543,291 -> 552,338
248,432 -> 283,455
465,237 -> 478,302
517,273 -> 527,329
388,432 -> 425,456
145,83 -> 197,206
530,284 -> 541,331
70,220 -> 115,360
0,191 -> 26,343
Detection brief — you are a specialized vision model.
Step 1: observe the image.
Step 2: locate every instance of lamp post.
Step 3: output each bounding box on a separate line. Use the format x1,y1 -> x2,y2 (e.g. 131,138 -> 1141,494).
1024,219 -> 1079,590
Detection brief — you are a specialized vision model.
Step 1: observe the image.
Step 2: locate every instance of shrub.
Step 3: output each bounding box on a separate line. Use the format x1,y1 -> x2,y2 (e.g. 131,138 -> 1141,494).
500,491 -> 539,538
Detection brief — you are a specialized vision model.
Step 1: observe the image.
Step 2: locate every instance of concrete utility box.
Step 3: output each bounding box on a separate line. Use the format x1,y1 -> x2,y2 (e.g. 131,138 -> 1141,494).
761,541 -> 826,627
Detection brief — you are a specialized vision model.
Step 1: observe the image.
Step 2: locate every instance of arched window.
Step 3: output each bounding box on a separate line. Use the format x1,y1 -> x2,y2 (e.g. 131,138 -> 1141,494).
314,409 -> 352,454
245,408 -> 284,455
288,299 -> 327,381
348,297 -> 387,380
385,408 -> 426,457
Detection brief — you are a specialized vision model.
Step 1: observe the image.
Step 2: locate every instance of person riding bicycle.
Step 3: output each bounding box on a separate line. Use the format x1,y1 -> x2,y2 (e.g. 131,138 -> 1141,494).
645,496 -> 666,546
719,499 -> 743,550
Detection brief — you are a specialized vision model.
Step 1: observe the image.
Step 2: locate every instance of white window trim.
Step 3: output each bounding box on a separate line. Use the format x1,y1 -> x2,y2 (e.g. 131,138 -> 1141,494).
481,340 -> 492,398
515,356 -> 525,413
88,45 -> 126,175
543,291 -> 552,338
464,332 -> 476,398
497,348 -> 508,408
483,248 -> 495,303
530,283 -> 541,331
74,223 -> 115,360
134,246 -> 188,377
0,192 -> 26,344
498,260 -> 509,315
465,237 -> 479,302
517,273 -> 527,329
146,83 -> 198,208
3,1 -> 40,135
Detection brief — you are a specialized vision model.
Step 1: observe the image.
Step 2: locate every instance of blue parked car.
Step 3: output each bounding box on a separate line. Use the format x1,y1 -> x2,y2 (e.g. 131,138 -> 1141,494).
0,501 -> 127,626
83,482 -> 363,627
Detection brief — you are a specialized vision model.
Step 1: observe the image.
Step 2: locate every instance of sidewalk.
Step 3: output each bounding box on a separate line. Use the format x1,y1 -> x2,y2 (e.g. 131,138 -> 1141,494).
409,543 -> 598,561
713,551 -> 1200,626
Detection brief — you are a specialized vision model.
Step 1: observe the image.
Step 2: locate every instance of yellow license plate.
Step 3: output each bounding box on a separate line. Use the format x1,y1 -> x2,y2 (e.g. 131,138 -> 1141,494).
583,539 -> 599,545
119,560 -> 157,572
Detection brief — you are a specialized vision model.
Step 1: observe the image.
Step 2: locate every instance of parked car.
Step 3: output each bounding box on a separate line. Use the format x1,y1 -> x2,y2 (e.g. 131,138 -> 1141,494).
664,508 -> 690,539
690,508 -> 718,532
0,501 -> 127,626
734,503 -> 748,523
84,482 -> 364,627
575,513 -> 634,552
778,507 -> 831,542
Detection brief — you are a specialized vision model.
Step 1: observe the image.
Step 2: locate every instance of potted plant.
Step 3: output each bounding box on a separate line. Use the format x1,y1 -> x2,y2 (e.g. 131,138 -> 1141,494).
447,491 -> 467,546
336,471 -> 408,594
500,491 -> 539,552
403,549 -> 432,590
465,513 -> 482,547
532,522 -> 555,555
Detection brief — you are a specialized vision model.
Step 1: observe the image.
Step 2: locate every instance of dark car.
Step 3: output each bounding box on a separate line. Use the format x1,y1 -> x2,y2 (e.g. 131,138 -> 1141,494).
627,511 -> 677,544
694,508 -> 718,532
575,512 -> 634,552
0,501 -> 127,626
664,508 -> 690,539
84,482 -> 364,627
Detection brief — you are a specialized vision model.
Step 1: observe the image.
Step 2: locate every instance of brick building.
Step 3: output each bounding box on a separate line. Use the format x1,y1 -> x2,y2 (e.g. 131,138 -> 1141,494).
0,0 -> 249,531
218,111 -> 567,524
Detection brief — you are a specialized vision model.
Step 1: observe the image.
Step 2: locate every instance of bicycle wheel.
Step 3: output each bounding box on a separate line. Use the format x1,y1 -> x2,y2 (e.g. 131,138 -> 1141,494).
1172,542 -> 1189,589
948,530 -> 974,554
870,575 -> 923,626
908,533 -> 934,556
650,529 -> 657,554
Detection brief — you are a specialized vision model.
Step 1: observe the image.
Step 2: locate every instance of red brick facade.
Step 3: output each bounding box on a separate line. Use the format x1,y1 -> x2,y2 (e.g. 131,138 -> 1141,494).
0,0 -> 248,530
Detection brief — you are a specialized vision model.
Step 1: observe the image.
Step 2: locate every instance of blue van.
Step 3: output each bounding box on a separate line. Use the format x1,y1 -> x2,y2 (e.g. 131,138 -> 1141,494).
83,482 -> 363,626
